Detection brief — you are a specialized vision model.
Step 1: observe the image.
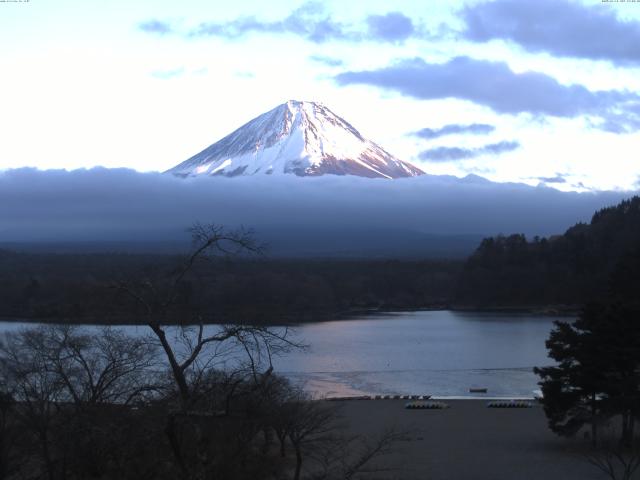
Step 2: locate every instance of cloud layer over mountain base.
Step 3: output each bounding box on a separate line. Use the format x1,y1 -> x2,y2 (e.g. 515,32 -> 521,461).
0,168 -> 632,257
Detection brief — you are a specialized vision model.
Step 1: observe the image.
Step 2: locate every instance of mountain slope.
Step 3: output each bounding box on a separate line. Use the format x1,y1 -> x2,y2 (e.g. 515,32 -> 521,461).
167,100 -> 424,179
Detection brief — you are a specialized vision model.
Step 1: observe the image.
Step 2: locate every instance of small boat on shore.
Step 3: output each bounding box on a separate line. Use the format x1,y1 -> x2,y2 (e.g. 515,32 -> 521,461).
469,387 -> 488,393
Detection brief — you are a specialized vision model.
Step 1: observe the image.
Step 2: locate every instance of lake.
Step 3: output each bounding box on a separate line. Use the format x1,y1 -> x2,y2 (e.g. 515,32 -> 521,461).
0,310 -> 564,398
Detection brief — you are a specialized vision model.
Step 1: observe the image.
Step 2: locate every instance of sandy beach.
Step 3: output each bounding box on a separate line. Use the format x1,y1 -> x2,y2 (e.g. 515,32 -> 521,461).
334,399 -> 605,480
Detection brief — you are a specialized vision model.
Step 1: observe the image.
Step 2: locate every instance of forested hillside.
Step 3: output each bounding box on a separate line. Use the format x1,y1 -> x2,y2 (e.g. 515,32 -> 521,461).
2,196 -> 639,323
456,196 -> 640,307
0,252 -> 460,324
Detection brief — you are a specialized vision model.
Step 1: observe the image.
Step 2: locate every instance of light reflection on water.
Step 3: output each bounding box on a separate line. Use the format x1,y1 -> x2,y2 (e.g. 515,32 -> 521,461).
0,310 -> 564,397
272,310 -> 561,397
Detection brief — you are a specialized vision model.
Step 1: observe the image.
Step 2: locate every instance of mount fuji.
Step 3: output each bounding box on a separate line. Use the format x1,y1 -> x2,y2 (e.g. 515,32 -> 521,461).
166,100 -> 424,179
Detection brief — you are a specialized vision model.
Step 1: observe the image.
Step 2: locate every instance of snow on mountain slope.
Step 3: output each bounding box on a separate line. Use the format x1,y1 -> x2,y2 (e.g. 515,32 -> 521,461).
166,100 -> 424,179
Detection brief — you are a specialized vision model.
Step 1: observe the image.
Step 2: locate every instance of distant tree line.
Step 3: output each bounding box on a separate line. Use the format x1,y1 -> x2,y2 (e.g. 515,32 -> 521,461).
0,250 -> 460,325
3,196 -> 640,323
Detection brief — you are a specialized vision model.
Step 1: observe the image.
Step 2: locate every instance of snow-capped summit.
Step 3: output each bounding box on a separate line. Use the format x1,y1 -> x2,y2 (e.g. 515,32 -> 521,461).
166,100 -> 424,179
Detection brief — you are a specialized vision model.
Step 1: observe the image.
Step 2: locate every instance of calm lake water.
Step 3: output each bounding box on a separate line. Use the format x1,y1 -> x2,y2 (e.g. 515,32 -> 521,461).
0,310 -> 564,398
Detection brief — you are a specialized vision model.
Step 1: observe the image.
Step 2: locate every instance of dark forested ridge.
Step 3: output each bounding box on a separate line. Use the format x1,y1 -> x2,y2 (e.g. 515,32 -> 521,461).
456,196 -> 640,308
2,195 -> 639,324
0,251 -> 460,324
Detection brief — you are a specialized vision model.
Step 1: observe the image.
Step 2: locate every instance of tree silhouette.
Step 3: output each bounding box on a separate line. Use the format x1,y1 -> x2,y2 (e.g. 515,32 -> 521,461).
536,248 -> 640,447
535,303 -> 611,444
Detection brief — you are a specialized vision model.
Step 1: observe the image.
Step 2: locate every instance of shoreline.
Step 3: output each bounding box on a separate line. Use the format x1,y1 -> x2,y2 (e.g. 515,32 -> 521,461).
0,304 -> 579,326
324,395 -> 538,401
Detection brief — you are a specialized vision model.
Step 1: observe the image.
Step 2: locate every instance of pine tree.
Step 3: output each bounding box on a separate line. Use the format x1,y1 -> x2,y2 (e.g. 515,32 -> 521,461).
536,250 -> 640,446
534,303 -> 612,444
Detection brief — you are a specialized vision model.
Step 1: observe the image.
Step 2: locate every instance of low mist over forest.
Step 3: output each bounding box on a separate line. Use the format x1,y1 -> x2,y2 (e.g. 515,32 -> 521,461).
2,195 -> 639,324
0,168 -> 631,257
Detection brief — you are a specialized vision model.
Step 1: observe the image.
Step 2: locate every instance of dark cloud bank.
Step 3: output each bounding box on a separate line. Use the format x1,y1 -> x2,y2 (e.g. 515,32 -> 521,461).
139,19 -> 173,35
537,174 -> 567,185
463,0 -> 640,65
190,7 -> 416,43
335,56 -> 640,131
412,123 -> 495,140
420,140 -> 520,162
141,0 -> 640,64
140,3 -> 418,44
0,168 -> 632,257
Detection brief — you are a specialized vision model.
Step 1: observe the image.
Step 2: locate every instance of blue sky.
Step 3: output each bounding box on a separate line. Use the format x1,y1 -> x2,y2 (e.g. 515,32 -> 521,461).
1,0 -> 640,191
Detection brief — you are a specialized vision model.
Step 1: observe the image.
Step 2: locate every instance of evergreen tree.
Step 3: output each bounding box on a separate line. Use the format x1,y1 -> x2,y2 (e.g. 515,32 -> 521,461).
534,303 -> 612,444
457,196 -> 640,307
536,250 -> 640,446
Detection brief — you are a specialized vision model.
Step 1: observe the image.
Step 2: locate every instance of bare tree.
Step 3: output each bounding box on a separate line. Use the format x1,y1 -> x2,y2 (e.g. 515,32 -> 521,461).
287,397 -> 341,480
112,224 -> 302,411
270,386 -> 405,480
0,325 -> 162,480
2,325 -> 159,407
109,224 -> 307,480
312,427 -> 405,480
0,390 -> 21,480
43,325 -> 159,406
585,424 -> 640,480
1,327 -> 69,480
